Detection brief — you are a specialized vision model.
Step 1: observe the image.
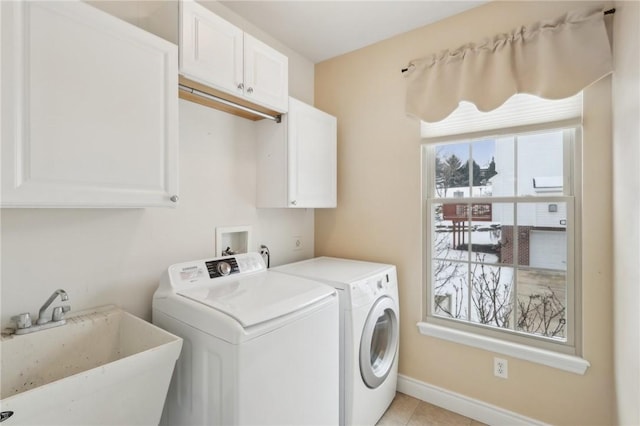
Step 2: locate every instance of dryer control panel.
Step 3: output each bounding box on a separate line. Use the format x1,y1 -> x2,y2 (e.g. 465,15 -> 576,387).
349,267 -> 398,308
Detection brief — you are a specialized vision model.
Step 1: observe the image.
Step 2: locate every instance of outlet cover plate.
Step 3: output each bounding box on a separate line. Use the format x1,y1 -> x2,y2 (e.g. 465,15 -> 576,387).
494,357 -> 508,379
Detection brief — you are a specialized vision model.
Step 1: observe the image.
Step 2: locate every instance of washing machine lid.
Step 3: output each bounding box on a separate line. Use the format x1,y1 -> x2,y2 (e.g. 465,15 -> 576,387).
177,272 -> 334,328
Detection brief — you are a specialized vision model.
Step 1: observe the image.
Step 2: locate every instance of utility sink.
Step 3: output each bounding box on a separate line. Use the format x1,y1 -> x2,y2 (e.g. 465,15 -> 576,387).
0,305 -> 182,425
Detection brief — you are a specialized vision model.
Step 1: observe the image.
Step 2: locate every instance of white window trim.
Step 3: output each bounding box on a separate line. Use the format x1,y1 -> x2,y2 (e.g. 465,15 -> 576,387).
421,123 -> 587,373
417,321 -> 590,375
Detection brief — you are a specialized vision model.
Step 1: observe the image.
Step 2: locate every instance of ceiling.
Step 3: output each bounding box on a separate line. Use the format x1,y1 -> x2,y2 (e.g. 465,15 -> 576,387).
219,1 -> 487,63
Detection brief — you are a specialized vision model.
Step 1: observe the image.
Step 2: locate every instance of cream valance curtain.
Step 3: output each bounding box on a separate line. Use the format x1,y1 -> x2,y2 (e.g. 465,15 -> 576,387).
404,7 -> 613,123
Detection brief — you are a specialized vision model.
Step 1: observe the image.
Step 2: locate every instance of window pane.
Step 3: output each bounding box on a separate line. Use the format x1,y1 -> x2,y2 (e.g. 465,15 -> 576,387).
517,202 -> 567,271
433,260 -> 468,320
491,136 -> 515,197
471,139 -> 497,197
425,125 -> 576,349
517,131 -> 565,196
516,269 -> 567,340
433,203 -> 469,262
469,264 -> 514,329
470,202 -> 511,265
435,142 -> 470,198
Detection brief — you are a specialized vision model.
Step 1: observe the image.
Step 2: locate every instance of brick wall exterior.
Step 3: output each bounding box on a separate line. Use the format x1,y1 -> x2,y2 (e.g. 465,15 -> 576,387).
500,225 -> 531,266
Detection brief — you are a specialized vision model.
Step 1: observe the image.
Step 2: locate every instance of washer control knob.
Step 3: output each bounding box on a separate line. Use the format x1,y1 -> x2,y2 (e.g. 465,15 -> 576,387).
377,280 -> 384,290
217,262 -> 232,276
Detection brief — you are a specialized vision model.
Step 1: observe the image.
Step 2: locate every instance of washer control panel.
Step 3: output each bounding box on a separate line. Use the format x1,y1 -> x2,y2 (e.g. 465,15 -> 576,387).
164,252 -> 266,290
206,258 -> 239,278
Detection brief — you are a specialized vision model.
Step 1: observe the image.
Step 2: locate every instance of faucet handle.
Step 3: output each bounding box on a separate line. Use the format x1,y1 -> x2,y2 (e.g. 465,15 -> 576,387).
52,305 -> 71,322
12,313 -> 32,329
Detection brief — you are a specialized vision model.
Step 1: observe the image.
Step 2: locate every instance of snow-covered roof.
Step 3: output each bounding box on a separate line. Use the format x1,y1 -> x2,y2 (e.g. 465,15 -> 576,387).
533,176 -> 563,190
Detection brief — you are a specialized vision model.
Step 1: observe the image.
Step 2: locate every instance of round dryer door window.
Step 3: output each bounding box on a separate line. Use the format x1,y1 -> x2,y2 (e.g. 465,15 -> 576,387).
359,296 -> 399,389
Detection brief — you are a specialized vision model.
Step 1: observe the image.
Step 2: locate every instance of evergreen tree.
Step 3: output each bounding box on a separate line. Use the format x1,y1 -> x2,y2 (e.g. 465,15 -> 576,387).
436,154 -> 493,189
485,157 -> 498,181
436,154 -> 463,195
472,160 -> 482,186
449,156 -> 466,187
454,159 -> 483,186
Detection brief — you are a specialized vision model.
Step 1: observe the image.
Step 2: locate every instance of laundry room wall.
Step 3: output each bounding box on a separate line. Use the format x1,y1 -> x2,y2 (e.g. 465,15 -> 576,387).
314,1 -> 616,425
0,1 -> 316,328
612,1 -> 640,423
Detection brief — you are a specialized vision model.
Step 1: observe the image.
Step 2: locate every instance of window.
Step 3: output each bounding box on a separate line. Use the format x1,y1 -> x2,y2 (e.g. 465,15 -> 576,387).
420,95 -> 587,371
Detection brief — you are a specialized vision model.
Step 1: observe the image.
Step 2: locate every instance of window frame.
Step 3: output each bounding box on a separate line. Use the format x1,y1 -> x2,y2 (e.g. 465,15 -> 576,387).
420,122 -> 585,372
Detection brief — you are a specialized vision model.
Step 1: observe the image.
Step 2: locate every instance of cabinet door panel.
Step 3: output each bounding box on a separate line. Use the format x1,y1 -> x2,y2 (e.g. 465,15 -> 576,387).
1,1 -> 178,207
244,34 -> 288,113
180,0 -> 243,96
288,99 -> 337,208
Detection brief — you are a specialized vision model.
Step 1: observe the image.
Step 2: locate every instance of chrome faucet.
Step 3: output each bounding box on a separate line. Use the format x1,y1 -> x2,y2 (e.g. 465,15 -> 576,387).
11,289 -> 71,335
37,289 -> 69,325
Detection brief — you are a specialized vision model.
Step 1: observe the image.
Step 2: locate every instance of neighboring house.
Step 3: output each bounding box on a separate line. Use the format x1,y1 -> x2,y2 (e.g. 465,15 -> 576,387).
491,132 -> 567,271
436,131 -> 568,271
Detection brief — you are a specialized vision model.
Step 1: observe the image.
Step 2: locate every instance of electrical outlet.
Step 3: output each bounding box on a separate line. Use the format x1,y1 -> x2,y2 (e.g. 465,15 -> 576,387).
292,236 -> 303,251
494,357 -> 508,379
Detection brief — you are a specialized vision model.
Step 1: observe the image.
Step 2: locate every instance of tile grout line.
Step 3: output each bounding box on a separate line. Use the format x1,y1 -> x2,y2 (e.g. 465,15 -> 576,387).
405,401 -> 419,425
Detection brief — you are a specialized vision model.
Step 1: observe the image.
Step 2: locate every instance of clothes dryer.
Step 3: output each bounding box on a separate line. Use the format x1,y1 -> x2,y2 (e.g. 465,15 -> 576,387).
273,257 -> 399,426
152,252 -> 339,426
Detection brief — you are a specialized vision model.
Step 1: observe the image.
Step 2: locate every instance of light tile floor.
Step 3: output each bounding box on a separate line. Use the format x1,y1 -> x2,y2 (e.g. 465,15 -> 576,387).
377,392 -> 487,426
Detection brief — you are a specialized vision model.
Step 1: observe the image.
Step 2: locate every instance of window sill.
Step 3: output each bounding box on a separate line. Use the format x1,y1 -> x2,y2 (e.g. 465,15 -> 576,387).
417,322 -> 590,375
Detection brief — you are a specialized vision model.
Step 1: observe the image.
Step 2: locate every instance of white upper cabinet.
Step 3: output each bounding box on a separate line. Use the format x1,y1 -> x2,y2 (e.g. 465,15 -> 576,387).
257,98 -> 337,208
1,1 -> 179,208
179,1 -> 243,96
243,34 -> 289,113
179,0 -> 288,113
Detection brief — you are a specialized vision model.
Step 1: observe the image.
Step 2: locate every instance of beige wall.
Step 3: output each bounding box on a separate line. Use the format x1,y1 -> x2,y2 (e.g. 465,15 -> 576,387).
612,1 -> 640,424
315,2 -> 615,424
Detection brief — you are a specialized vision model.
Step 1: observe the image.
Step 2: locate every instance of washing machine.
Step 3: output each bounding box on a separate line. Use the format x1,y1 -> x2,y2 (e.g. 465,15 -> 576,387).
273,257 -> 399,426
152,252 -> 339,426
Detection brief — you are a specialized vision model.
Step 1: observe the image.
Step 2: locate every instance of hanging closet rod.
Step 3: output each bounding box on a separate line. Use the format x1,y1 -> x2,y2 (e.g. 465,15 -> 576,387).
400,8 -> 616,74
178,84 -> 282,123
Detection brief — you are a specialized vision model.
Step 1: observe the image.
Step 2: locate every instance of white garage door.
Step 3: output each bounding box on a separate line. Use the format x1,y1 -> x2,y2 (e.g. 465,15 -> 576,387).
530,230 -> 567,270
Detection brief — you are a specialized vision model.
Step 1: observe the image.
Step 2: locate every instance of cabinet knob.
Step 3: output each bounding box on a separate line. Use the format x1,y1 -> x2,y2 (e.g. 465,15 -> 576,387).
170,195 -> 179,203
247,87 -> 254,94
237,83 -> 244,90
290,200 -> 297,206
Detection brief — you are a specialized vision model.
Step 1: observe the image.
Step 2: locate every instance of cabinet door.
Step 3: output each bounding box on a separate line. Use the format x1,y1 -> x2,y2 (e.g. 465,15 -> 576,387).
288,98 -> 337,208
244,34 -> 288,113
180,0 -> 243,96
1,1 -> 178,207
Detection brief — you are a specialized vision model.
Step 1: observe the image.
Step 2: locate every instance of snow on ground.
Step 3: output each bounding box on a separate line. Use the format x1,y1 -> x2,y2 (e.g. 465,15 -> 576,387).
431,225 -> 567,339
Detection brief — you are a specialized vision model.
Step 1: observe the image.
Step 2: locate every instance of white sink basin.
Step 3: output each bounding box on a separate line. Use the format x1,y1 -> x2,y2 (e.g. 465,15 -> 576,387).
0,305 -> 182,425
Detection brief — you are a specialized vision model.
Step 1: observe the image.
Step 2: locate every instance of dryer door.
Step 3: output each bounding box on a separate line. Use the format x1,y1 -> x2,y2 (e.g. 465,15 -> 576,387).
359,295 -> 399,389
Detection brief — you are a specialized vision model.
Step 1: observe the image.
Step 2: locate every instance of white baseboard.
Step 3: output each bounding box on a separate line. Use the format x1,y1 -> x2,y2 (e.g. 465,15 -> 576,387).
396,374 -> 550,426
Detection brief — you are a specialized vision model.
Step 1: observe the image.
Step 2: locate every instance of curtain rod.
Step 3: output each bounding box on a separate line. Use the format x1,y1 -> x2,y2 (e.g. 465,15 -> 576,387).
400,8 -> 616,74
178,84 -> 282,123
